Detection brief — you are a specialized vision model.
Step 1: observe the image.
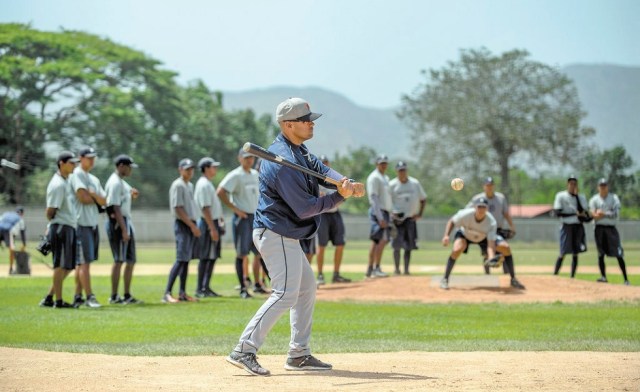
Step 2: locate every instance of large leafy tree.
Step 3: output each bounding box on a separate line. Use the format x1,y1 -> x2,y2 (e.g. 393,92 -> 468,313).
399,48 -> 595,195
577,146 -> 635,197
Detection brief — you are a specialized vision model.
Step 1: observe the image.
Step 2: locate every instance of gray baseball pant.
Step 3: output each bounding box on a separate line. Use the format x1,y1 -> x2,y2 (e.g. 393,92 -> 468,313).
233,228 -> 316,358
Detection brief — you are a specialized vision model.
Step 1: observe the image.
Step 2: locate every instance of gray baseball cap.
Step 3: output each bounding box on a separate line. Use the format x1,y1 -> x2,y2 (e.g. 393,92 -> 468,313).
396,161 -> 407,170
376,154 -> 389,164
276,97 -> 322,122
178,158 -> 195,169
474,197 -> 489,207
57,151 -> 79,164
79,146 -> 97,158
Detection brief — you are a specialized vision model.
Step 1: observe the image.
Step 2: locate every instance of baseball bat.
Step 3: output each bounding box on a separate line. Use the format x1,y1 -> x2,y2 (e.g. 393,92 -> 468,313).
1,159 -> 20,170
242,142 -> 342,187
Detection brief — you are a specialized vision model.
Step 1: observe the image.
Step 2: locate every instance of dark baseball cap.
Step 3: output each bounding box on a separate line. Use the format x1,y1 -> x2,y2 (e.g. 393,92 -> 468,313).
396,161 -> 407,170
114,154 -> 138,167
567,174 -> 578,182
376,154 -> 389,164
57,151 -> 79,163
79,146 -> 97,158
198,157 -> 221,169
15,206 -> 24,214
474,197 -> 489,207
484,176 -> 494,185
598,178 -> 608,186
179,158 -> 195,169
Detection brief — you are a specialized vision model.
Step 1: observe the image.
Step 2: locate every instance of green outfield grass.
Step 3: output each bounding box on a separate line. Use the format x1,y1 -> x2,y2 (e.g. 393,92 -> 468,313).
0,242 -> 638,356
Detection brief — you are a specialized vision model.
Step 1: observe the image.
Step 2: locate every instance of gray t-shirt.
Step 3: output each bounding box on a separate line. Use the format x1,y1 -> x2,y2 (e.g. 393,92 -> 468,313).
70,166 -> 106,227
389,176 -> 427,217
104,172 -> 133,219
589,193 -> 620,226
218,166 -> 259,214
170,177 -> 198,221
451,207 -> 497,242
195,176 -> 223,220
466,192 -> 509,229
46,172 -> 77,228
553,190 -> 588,224
366,169 -> 393,212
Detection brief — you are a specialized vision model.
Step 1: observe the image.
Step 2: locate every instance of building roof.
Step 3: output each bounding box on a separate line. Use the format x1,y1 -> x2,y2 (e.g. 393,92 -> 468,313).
509,205 -> 553,218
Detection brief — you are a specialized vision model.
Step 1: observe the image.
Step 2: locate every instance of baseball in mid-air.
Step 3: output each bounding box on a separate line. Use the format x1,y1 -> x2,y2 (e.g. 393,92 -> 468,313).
451,177 -> 464,191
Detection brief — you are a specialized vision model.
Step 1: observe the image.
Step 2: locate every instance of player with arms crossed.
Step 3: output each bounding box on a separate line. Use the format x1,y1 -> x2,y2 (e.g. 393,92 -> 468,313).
226,97 -> 365,376
440,197 -> 525,290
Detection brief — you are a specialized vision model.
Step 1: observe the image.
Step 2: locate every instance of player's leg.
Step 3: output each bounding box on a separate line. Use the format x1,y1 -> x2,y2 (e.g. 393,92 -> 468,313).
442,234 -> 467,289
554,224 -> 569,275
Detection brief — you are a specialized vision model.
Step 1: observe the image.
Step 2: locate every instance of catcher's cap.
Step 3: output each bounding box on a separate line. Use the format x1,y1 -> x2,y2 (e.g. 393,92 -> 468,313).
567,174 -> 578,182
598,178 -> 608,186
198,157 -> 220,169
474,197 -> 489,207
276,97 -> 322,122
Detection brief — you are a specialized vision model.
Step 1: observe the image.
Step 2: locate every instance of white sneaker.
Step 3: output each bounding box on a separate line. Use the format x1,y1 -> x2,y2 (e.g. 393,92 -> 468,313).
373,268 -> 388,278
440,278 -> 449,290
85,294 -> 101,308
316,274 -> 325,285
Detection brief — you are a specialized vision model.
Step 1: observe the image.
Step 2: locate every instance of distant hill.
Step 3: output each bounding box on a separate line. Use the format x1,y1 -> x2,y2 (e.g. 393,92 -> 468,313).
221,86 -> 411,160
222,64 -> 640,165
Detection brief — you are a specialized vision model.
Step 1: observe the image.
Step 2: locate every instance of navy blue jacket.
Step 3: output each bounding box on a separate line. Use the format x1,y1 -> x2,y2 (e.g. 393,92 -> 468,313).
254,133 -> 345,240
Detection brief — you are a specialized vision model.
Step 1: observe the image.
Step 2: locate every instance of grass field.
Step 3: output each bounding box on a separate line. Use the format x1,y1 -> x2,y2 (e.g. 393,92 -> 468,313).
0,241 -> 638,356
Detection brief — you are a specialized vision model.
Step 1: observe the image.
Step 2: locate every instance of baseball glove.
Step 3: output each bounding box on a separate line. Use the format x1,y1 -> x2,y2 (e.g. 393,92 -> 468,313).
484,254 -> 504,269
497,228 -> 516,239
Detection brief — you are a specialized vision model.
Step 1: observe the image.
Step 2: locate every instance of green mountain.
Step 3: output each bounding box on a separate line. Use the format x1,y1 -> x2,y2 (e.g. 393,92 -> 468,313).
222,64 -> 640,163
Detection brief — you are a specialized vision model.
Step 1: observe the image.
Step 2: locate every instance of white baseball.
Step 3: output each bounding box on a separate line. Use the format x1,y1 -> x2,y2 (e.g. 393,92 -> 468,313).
451,178 -> 464,191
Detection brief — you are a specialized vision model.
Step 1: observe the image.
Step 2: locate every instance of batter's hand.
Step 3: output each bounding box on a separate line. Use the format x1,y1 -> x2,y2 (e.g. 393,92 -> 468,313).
337,178 -> 355,199
352,182 -> 365,198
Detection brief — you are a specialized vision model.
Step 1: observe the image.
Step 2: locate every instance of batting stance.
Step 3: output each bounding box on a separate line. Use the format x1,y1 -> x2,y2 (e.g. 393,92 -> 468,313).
553,175 -> 590,278
226,97 -> 365,376
589,178 -> 630,285
440,197 -> 526,290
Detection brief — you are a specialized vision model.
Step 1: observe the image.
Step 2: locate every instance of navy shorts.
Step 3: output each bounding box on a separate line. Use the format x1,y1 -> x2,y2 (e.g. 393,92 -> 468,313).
49,224 -> 77,270
392,218 -> 418,251
232,213 -> 258,257
197,218 -> 222,260
454,230 -> 505,254
318,211 -> 345,247
105,218 -> 136,263
594,225 -> 623,258
76,225 -> 99,264
369,209 -> 391,244
174,220 -> 197,262
559,223 -> 587,255
299,237 -> 316,255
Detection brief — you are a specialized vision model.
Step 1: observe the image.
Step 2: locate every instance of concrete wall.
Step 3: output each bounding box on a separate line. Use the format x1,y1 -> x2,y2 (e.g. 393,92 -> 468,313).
18,208 -> 640,243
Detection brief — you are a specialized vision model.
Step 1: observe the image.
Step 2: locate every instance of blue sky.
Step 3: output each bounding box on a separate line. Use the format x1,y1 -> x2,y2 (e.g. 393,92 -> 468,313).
1,0 -> 638,108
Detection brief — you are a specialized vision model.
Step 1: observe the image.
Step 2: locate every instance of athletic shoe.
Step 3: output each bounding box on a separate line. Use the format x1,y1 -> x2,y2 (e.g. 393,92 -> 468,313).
123,296 -> 143,305
240,290 -> 252,299
403,271 -> 411,276
440,278 -> 449,290
624,280 -> 630,286
39,297 -> 54,308
365,268 -> 373,278
204,289 -> 221,297
373,267 -> 388,278
85,294 -> 102,308
393,269 -> 401,276
178,294 -> 198,302
109,295 -> 124,305
162,293 -> 180,304
316,274 -> 326,285
284,355 -> 332,371
226,351 -> 270,376
483,262 -> 491,275
54,301 -> 74,309
510,278 -> 526,290
332,274 -> 351,283
195,290 -> 206,298
596,276 -> 608,283
253,284 -> 269,294
72,295 -> 85,308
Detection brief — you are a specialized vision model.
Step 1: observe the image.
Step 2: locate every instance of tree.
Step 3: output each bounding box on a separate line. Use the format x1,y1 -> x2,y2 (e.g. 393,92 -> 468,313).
577,145 -> 636,197
398,48 -> 595,195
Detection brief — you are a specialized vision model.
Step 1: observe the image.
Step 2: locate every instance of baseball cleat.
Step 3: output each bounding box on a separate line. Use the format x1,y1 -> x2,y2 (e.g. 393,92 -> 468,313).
440,278 -> 449,290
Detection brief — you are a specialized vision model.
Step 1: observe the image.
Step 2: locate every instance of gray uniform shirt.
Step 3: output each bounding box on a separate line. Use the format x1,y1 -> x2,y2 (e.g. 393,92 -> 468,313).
553,190 -> 588,224
105,172 -> 133,219
452,208 -> 497,243
195,176 -> 223,220
46,172 -> 77,228
70,166 -> 106,227
170,177 -> 198,221
218,166 -> 259,214
389,176 -> 427,217
466,192 -> 509,229
366,169 -> 393,213
589,193 -> 620,226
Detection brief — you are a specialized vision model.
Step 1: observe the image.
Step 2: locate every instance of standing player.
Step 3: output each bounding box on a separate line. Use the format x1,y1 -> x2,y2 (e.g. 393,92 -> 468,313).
389,161 -> 426,275
316,155 -> 351,285
553,175 -> 590,278
39,151 -> 79,308
69,146 -> 106,308
194,157 -> 224,298
466,177 -> 516,274
104,154 -> 142,305
163,158 -> 201,303
589,178 -> 630,285
226,97 -> 365,376
1,207 -> 26,275
440,197 -> 526,290
217,149 -> 261,298
365,154 -> 393,278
